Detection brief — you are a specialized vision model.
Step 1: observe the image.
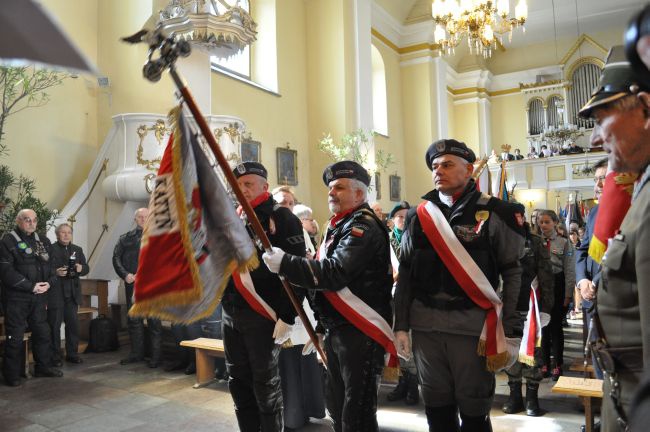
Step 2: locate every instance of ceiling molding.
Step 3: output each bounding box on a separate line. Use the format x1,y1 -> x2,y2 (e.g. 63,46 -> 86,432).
559,34 -> 608,65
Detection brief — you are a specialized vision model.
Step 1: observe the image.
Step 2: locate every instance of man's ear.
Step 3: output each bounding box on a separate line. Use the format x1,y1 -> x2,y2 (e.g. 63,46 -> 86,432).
638,92 -> 650,119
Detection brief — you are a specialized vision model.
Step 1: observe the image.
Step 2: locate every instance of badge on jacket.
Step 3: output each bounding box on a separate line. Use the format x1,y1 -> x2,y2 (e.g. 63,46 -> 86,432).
17,241 -> 27,250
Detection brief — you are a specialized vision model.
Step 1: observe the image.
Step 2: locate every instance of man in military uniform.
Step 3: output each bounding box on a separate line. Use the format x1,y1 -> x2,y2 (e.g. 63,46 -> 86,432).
48,223 -> 89,365
113,207 -> 162,368
262,161 -> 393,432
393,140 -> 524,431
502,211 -> 554,417
222,161 -> 305,432
1,209 -> 63,386
578,45 -> 650,431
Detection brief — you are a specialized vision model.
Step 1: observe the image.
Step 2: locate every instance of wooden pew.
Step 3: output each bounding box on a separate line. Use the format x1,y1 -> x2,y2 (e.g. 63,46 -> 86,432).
180,337 -> 225,388
552,376 -> 603,432
570,357 -> 596,378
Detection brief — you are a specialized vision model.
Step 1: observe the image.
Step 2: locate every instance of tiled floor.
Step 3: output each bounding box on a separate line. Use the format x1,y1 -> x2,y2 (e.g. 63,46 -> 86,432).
0,324 -> 594,431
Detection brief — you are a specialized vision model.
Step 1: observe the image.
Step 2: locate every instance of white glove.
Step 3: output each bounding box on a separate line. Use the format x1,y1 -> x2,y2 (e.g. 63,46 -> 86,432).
272,319 -> 292,345
302,339 -> 316,355
504,337 -> 522,370
540,312 -> 551,328
262,247 -> 285,274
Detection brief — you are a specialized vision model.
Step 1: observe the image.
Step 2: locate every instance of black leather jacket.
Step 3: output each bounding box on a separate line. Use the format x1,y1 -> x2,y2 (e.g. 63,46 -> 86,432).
280,203 -> 393,331
0,228 -> 56,302
112,227 -> 143,281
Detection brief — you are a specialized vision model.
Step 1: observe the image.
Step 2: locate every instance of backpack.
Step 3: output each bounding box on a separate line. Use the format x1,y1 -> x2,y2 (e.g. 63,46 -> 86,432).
86,315 -> 119,352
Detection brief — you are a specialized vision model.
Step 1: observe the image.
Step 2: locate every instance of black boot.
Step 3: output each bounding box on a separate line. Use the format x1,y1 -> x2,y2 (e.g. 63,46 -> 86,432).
387,370 -> 409,401
502,381 -> 524,414
425,405 -> 460,432
459,413 -> 492,432
260,411 -> 283,432
235,408 -> 261,432
525,382 -> 543,416
405,372 -> 419,405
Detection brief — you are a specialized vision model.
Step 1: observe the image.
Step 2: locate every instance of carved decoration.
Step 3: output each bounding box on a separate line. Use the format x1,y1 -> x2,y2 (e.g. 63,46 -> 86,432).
137,119 -> 170,171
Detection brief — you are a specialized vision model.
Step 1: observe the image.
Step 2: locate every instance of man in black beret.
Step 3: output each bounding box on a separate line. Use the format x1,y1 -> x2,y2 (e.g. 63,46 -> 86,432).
394,139 -> 525,431
262,160 -> 393,432
222,161 -> 306,431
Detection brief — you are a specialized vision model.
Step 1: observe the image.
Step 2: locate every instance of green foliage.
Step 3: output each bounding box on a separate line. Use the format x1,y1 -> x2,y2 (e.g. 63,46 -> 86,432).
318,129 -> 395,174
0,66 -> 65,235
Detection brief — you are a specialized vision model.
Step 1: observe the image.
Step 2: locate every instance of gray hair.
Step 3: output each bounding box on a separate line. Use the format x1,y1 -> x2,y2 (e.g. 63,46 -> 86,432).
134,208 -> 148,218
293,204 -> 312,220
15,209 -> 36,223
350,179 -> 368,202
55,223 -> 73,235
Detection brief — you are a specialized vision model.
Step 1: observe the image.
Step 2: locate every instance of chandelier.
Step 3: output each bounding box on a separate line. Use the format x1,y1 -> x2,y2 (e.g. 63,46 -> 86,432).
431,0 -> 528,58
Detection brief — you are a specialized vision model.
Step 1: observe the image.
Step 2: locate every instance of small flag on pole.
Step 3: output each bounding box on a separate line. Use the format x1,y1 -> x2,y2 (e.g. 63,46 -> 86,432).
130,106 -> 258,323
588,166 -> 637,264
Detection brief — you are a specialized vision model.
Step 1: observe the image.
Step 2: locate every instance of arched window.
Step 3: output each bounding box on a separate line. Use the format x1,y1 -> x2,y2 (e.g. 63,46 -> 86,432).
211,0 -> 251,78
371,45 -> 388,136
528,98 -> 544,135
568,62 -> 601,129
547,95 -> 564,128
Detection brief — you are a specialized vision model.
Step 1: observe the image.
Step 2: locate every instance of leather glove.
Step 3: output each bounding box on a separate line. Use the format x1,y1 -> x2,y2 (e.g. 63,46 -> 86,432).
395,330 -> 412,361
540,312 -> 551,328
262,247 -> 285,274
272,319 -> 292,345
504,337 -> 522,370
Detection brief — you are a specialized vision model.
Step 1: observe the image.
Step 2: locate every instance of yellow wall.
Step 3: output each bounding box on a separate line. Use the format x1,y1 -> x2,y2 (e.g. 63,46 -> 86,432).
490,93 -> 527,155
452,101 -> 480,154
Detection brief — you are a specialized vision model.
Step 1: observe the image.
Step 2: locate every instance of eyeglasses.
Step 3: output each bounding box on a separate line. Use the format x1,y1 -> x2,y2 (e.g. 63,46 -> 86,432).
21,217 -> 38,224
593,176 -> 606,183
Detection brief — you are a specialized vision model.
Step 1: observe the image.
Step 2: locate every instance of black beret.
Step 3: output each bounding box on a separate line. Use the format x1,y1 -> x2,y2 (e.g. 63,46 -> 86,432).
425,139 -> 476,169
322,161 -> 371,186
233,161 -> 268,179
389,201 -> 410,219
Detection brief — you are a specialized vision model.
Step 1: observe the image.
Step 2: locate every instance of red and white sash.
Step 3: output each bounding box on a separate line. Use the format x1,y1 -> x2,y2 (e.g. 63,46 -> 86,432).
232,271 -> 277,322
416,201 -> 507,371
317,235 -> 398,367
519,277 -> 541,366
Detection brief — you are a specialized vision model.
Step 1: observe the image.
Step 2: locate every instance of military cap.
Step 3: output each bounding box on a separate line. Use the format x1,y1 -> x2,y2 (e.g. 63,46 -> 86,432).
579,45 -> 649,118
233,161 -> 268,179
425,139 -> 476,169
322,161 -> 371,186
389,201 -> 410,219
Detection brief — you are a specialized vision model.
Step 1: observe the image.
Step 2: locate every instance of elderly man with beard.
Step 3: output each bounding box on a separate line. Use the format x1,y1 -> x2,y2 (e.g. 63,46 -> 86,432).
262,161 -> 393,432
578,45 -> 650,432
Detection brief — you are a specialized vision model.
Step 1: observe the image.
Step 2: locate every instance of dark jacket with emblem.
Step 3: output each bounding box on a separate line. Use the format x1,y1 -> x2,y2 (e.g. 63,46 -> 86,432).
222,195 -> 306,324
280,203 -> 393,331
49,242 -> 89,307
112,227 -> 143,280
0,228 -> 56,302
394,180 -> 525,337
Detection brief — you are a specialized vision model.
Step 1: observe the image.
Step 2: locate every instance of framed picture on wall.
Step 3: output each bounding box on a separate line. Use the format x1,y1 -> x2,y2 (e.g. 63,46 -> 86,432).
276,147 -> 298,186
240,139 -> 261,163
375,172 -> 381,199
389,175 -> 401,202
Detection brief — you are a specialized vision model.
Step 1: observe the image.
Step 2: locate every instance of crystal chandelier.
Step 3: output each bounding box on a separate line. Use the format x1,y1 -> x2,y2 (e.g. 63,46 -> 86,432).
431,0 -> 528,58
540,99 -> 585,148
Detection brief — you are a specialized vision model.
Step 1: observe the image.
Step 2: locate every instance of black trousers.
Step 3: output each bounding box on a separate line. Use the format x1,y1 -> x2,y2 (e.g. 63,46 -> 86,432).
325,325 -> 385,432
47,295 -> 79,360
125,282 -> 161,361
2,297 -> 53,380
542,272 -> 566,367
222,306 -> 283,432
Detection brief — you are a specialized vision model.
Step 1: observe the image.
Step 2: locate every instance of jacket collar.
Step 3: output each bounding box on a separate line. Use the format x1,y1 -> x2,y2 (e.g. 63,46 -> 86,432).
423,180 -> 478,220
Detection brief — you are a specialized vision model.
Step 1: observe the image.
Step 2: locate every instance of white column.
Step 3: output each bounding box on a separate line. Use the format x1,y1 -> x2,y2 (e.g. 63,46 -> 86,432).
353,0 -> 373,132
176,49 -> 212,115
477,98 -> 491,158
432,57 -> 449,139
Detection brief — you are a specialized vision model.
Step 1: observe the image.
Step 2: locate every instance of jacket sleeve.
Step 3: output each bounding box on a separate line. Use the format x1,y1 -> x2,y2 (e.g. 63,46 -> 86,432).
77,246 -> 90,277
489,212 -> 525,337
280,215 -> 387,293
393,208 -> 417,332
563,240 -> 576,299
536,239 -> 555,314
0,237 -> 35,293
636,199 -> 650,369
575,210 -> 595,282
272,209 -> 306,323
112,237 -> 129,280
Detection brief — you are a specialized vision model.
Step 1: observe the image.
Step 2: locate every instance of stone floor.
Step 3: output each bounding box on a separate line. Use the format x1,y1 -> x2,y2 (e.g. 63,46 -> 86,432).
0,323 -> 595,431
